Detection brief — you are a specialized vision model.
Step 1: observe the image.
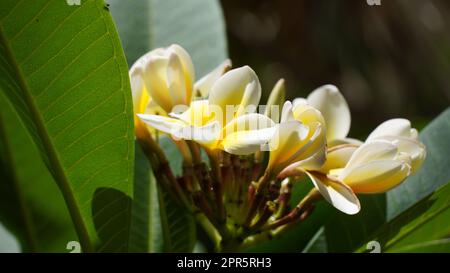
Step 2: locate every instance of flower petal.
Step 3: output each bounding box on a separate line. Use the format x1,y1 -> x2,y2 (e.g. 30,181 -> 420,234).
307,85 -> 351,141
366,118 -> 413,141
209,66 -> 261,118
264,79 -> 285,123
167,52 -> 188,106
375,136 -> 426,173
168,44 -> 195,99
320,144 -> 359,172
137,113 -> 187,137
221,126 -> 277,155
194,59 -> 232,98
343,141 -> 398,173
342,160 -> 411,194
306,172 -> 360,215
292,100 -> 326,127
144,56 -> 173,113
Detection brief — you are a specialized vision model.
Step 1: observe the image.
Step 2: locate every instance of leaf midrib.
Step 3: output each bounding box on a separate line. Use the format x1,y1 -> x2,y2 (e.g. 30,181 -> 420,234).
0,21 -> 93,252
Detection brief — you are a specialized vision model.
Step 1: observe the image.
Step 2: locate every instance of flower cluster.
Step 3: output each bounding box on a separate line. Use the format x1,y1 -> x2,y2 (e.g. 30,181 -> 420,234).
130,44 -> 426,250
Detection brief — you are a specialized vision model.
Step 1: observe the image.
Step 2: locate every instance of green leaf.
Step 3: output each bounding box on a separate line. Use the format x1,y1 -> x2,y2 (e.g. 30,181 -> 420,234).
128,144 -> 163,252
387,107 -> 450,219
0,92 -> 77,252
0,0 -> 134,252
324,194 -> 386,252
356,181 -> 450,253
109,0 -> 228,77
158,183 -> 196,253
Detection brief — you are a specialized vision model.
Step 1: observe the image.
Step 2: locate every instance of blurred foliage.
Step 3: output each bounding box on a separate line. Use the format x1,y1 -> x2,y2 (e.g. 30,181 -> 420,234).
221,0 -> 450,137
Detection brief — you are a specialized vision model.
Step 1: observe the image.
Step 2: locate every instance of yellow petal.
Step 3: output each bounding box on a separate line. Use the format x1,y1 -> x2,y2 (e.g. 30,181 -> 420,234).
171,100 -> 214,127
342,160 -> 411,194
320,144 -> 359,172
144,56 -> 173,112
268,121 -> 325,174
306,172 -> 360,215
292,100 -> 326,127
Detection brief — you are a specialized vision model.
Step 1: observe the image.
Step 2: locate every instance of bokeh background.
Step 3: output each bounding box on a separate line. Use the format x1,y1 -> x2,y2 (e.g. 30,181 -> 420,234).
220,0 -> 450,137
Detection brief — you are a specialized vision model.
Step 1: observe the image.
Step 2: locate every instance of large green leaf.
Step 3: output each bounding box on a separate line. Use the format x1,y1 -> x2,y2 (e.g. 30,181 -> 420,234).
387,107 -> 450,219
356,181 -> 450,253
109,0 -> 228,77
158,184 -> 196,253
0,0 -> 134,252
0,93 -> 77,252
128,144 -> 163,252
324,194 -> 386,252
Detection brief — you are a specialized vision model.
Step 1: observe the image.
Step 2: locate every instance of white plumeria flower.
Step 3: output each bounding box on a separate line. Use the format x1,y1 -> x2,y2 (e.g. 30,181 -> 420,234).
138,66 -> 277,155
293,85 -> 362,147
307,138 -> 420,215
366,118 -> 426,172
266,101 -> 326,176
130,44 -> 195,114
301,117 -> 426,215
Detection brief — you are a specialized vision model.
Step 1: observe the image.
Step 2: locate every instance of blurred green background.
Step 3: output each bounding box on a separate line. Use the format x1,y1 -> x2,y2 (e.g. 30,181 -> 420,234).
220,0 -> 450,137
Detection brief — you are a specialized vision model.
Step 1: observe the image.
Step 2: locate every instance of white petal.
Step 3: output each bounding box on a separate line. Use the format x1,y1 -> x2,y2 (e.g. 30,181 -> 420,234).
306,172 -> 360,215
167,52 -> 188,107
280,101 -> 295,122
307,85 -> 351,141
328,137 -> 363,147
375,136 -> 426,173
194,59 -> 232,98
222,113 -> 275,135
342,160 -> 411,193
320,144 -> 359,172
343,141 -> 398,174
137,114 -> 187,137
168,44 -> 195,95
221,126 -> 277,155
178,121 -> 221,147
144,56 -> 173,113
208,66 -> 261,117
366,118 -> 412,141
292,97 -> 307,108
